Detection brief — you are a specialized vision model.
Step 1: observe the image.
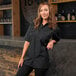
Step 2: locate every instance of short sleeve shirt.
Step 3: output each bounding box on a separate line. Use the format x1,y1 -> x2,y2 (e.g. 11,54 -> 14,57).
24,23 -> 60,69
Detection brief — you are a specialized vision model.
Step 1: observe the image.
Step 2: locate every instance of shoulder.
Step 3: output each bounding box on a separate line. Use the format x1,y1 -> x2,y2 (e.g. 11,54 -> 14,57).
28,22 -> 34,29
30,22 -> 35,28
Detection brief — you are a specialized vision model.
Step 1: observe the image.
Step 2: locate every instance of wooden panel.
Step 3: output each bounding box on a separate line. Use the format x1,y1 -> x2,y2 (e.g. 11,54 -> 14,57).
0,0 -> 3,3
0,11 -> 3,18
49,0 -> 58,24
57,20 -> 76,23
12,0 -> 20,37
0,25 -> 4,35
58,0 -> 76,3
58,0 -> 76,2
0,0 -> 4,35
0,0 -> 3,17
0,4 -> 12,10
49,0 -> 58,14
50,0 -> 76,3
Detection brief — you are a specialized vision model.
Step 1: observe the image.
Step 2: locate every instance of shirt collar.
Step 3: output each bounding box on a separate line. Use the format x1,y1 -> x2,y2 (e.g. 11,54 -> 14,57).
40,23 -> 48,28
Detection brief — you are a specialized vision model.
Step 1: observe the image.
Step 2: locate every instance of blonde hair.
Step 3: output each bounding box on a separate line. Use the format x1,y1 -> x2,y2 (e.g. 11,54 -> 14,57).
33,2 -> 56,29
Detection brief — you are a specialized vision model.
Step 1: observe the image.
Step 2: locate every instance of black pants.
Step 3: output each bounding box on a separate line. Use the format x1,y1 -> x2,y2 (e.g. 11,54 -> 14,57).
16,63 -> 48,76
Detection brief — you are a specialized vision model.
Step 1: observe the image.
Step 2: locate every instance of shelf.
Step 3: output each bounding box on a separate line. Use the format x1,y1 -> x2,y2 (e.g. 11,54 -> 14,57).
56,20 -> 76,23
0,0 -> 20,37
0,22 -> 12,24
51,0 -> 76,4
0,4 -> 12,10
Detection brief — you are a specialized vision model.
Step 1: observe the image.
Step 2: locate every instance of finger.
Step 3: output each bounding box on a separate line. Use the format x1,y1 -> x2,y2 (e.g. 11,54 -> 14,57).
48,47 -> 52,50
47,46 -> 53,50
18,64 -> 20,69
21,62 -> 23,67
18,63 -> 21,69
47,47 -> 51,50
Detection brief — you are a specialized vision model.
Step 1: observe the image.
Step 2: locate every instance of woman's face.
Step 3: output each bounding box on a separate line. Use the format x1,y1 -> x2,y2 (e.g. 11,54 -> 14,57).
39,5 -> 49,20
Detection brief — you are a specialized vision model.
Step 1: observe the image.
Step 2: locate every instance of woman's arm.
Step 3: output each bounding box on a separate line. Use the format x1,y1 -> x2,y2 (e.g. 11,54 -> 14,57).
18,41 -> 30,68
21,41 -> 30,59
46,40 -> 56,50
47,27 -> 60,50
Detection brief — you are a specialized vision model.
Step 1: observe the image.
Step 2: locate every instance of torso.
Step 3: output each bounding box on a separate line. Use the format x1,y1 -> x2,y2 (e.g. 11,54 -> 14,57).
24,23 -> 53,69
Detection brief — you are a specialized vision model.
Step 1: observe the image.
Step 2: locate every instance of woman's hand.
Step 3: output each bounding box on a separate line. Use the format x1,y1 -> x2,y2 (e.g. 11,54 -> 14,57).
47,40 -> 56,50
18,58 -> 24,69
17,41 -> 30,69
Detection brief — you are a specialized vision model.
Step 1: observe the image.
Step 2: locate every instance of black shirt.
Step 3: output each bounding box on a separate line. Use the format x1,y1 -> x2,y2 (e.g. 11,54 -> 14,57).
24,23 -> 60,69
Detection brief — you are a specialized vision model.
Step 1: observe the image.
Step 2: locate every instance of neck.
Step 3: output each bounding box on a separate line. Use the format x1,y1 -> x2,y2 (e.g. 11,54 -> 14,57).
42,19 -> 48,26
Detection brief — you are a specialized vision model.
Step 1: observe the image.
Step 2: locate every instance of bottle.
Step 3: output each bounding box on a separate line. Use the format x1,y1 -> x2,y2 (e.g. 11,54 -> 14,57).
58,13 -> 62,21
0,17 -> 4,22
55,12 -> 58,21
67,12 -> 71,20
71,9 -> 76,20
61,10 -> 66,21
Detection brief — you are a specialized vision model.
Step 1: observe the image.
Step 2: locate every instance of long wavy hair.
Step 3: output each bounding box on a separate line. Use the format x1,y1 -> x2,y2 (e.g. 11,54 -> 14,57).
33,2 -> 56,29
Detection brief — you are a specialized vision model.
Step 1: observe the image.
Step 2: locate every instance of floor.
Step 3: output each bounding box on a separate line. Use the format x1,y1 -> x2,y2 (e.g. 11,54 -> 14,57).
0,46 -> 35,76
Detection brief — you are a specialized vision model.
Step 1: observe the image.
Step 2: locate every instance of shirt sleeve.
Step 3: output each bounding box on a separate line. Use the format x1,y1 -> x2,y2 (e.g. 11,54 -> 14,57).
52,27 -> 60,43
24,25 -> 33,42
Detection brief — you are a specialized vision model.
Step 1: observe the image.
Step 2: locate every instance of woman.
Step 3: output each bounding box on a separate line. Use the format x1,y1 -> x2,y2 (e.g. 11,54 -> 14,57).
16,2 -> 60,76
